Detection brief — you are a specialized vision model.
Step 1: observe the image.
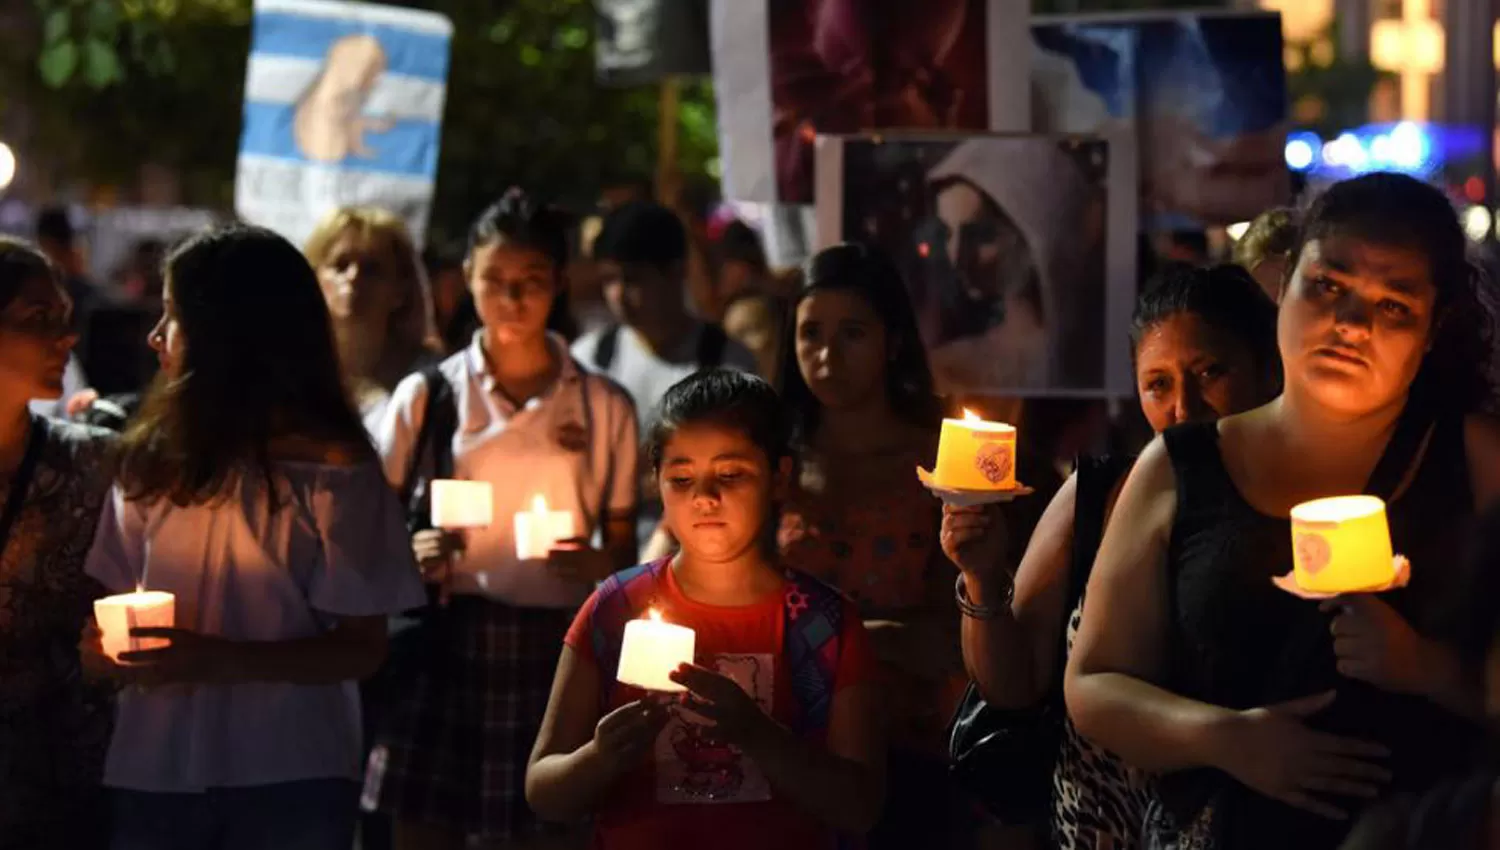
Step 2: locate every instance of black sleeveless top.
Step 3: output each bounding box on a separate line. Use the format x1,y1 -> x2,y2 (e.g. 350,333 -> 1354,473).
1156,412 -> 1488,850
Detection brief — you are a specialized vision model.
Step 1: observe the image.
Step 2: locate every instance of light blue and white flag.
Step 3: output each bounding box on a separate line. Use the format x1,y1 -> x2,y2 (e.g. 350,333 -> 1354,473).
234,0 -> 451,249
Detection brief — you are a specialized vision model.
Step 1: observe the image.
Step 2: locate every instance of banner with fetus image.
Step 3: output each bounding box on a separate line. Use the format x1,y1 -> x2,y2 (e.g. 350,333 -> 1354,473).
1031,10 -> 1289,231
815,134 -> 1136,396
234,0 -> 452,249
711,0 -> 1029,205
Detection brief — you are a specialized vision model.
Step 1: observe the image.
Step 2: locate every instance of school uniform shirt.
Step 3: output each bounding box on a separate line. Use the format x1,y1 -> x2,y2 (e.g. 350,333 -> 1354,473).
570,322 -> 757,428
563,564 -> 875,850
377,332 -> 640,608
84,460 -> 426,793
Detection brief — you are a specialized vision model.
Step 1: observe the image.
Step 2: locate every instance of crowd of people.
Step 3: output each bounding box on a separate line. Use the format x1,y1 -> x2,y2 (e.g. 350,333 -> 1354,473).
3,170 -> 1500,850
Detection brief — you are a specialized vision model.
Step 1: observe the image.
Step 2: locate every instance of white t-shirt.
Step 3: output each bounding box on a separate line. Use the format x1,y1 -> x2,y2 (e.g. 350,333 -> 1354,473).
85,461 -> 426,792
570,322 -> 757,428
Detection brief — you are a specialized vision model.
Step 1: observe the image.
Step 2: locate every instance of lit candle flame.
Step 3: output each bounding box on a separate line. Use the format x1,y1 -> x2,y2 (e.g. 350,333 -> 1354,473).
962,408 -> 981,423
531,494 -> 548,515
647,608 -> 662,623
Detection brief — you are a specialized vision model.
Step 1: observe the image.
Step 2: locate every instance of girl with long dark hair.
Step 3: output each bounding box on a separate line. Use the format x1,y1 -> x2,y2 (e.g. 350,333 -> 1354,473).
82,225 -> 424,850
772,243 -> 956,847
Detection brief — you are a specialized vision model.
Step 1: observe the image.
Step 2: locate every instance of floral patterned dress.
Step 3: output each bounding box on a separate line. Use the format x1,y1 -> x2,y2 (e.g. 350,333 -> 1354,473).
0,417 -> 116,849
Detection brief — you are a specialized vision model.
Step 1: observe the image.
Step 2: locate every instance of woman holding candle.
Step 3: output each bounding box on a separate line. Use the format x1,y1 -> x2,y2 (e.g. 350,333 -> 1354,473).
1066,172 -> 1500,850
0,237 -> 116,849
303,206 -> 443,434
80,225 -> 426,850
527,369 -> 884,850
771,243 -> 959,847
943,263 -> 1281,849
365,189 -> 640,850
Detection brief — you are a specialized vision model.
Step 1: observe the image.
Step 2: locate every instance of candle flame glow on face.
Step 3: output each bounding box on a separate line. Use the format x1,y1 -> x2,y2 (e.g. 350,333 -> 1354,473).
647,608 -> 662,623
962,409 -> 981,422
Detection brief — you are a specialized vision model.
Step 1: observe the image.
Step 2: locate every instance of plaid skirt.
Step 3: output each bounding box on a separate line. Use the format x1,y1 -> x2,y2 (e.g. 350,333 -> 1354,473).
362,597 -> 571,842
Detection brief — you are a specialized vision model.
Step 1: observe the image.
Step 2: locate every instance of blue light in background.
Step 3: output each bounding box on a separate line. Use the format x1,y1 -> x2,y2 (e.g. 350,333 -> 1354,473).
1290,122 -> 1443,178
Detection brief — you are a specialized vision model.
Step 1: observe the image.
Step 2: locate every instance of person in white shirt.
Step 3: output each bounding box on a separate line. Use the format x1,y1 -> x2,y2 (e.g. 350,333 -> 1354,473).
363,189 -> 640,849
81,225 -> 425,850
570,201 -> 755,557
571,200 -> 756,426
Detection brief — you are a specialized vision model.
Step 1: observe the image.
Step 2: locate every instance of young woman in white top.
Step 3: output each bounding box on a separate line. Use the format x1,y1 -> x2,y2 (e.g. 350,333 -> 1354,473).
81,225 -> 426,850
364,188 -> 641,849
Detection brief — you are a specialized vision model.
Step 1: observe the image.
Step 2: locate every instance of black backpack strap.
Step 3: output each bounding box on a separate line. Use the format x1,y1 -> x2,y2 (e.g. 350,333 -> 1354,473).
593,324 -> 622,371
696,323 -> 727,369
399,366 -> 458,529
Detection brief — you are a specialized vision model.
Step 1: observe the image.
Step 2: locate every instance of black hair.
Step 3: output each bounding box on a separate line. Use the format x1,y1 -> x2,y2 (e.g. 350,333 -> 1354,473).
1131,263 -> 1281,376
1294,172 -> 1496,414
466,188 -> 578,339
0,236 -> 57,312
775,243 -> 944,440
34,206 -> 75,246
467,187 -> 572,268
117,224 -> 370,508
592,200 -> 687,269
645,369 -> 790,472
718,220 -> 767,272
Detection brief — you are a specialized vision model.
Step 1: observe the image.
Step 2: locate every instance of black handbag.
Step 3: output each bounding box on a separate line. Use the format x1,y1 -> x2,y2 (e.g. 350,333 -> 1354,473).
947,454 -> 1129,826
948,682 -> 1062,824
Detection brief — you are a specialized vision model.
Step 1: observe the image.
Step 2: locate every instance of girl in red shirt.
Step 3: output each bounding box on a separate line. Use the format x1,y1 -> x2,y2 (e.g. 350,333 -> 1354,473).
527,369 -> 883,849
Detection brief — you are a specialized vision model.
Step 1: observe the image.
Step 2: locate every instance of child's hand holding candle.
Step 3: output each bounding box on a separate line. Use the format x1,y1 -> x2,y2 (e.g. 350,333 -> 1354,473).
616,609 -> 696,692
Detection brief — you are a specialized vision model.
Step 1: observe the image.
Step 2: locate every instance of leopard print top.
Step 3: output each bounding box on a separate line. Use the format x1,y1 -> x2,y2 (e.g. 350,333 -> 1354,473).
1050,593 -> 1155,850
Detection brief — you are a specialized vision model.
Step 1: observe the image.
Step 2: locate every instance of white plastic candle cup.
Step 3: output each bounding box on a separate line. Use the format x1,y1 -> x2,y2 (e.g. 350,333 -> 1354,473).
430,480 -> 494,529
616,610 -> 696,693
93,590 -> 175,663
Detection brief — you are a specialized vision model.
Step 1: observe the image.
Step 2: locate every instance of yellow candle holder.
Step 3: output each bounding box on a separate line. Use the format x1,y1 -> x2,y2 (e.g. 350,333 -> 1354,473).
917,410 -> 1031,506
1272,495 -> 1409,598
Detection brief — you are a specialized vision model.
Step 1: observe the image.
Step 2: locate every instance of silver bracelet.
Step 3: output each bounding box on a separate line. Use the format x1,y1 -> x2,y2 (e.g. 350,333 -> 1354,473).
955,573 -> 1013,620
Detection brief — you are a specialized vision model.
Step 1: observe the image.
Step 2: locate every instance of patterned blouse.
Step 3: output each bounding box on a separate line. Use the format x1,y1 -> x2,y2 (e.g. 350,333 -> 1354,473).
778,442 -> 962,752
0,417 -> 116,848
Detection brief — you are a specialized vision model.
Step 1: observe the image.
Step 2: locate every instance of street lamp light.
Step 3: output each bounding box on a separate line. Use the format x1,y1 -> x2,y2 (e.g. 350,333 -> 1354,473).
1370,0 -> 1444,121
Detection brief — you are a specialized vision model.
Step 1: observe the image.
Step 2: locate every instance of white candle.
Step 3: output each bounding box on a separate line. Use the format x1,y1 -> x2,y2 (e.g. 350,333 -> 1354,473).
430,480 -> 494,529
616,608 -> 696,692
513,494 -> 576,560
93,590 -> 175,663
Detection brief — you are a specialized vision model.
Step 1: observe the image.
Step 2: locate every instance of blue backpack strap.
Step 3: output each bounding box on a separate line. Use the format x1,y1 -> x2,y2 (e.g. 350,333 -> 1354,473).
590,558 -> 670,709
781,569 -> 845,738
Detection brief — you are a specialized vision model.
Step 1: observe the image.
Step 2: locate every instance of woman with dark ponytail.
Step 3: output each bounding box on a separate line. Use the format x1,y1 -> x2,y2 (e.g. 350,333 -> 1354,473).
363,189 -> 641,849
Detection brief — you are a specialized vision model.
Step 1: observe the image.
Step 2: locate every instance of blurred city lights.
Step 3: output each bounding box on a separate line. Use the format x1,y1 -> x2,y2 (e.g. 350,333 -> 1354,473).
0,143 -> 15,192
1284,136 -> 1316,171
1290,122 -> 1438,177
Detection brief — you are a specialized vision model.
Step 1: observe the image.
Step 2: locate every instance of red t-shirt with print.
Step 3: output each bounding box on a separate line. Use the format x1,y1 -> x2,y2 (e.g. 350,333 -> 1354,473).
562,562 -> 874,850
